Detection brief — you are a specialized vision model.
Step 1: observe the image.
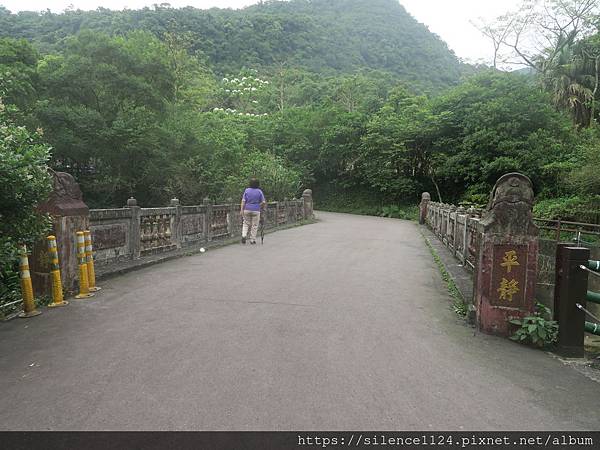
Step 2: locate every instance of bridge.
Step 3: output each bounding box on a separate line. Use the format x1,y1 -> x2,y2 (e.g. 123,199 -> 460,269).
2,211 -> 600,430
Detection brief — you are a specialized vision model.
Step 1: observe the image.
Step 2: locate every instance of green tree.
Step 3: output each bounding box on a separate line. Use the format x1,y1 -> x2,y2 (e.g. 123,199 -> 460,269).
223,152 -> 303,201
35,31 -> 176,206
0,97 -> 52,308
0,38 -> 39,115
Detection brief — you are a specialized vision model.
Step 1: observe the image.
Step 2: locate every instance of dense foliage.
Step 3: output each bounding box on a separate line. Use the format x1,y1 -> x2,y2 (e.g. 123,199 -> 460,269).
1,0 -> 600,216
0,0 -> 467,93
0,97 -> 52,313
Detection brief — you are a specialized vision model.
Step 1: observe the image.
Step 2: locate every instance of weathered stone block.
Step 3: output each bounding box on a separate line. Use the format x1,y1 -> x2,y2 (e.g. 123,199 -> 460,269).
32,172 -> 89,295
92,224 -> 127,250
475,173 -> 538,336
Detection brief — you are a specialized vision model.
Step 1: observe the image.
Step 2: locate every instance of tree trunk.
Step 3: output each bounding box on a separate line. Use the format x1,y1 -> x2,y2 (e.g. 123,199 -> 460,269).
592,56 -> 599,126
430,174 -> 442,203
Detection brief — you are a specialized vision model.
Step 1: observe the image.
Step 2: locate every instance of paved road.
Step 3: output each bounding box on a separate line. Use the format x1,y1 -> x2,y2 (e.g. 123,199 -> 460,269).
1,212 -> 600,430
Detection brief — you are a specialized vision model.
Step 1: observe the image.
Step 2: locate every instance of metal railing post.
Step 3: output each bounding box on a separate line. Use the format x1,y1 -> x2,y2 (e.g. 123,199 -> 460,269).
554,245 -> 589,357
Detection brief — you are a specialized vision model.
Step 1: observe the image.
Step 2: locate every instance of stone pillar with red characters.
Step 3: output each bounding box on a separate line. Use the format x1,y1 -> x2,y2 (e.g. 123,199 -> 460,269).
475,173 -> 538,336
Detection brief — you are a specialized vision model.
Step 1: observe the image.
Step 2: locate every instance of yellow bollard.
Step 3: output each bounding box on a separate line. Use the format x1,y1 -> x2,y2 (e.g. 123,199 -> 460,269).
47,236 -> 68,308
84,230 -> 101,292
75,231 -> 94,299
18,244 -> 41,318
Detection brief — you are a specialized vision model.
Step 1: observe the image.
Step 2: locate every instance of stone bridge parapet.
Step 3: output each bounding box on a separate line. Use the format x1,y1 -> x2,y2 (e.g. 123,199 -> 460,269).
31,171 -> 314,297
90,196 -> 312,269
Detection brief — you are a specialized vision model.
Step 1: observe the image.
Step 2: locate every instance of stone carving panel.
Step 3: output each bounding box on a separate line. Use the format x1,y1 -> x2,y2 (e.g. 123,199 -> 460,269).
182,214 -> 205,236
92,224 -> 127,250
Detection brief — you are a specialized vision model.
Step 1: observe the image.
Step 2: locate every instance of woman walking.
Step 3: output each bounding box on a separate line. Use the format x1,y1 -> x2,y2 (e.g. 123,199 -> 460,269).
241,178 -> 266,244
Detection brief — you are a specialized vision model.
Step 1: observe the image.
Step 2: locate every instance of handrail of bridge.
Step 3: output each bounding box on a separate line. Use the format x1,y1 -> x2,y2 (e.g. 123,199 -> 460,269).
424,199 -> 600,356
424,202 -> 484,272
2,191 -> 316,318
533,218 -> 600,245
88,196 -> 309,268
580,261 -> 600,337
425,202 -> 600,272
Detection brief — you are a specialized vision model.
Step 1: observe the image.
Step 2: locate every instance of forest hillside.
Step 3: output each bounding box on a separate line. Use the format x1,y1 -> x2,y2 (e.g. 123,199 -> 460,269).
0,0 -> 469,92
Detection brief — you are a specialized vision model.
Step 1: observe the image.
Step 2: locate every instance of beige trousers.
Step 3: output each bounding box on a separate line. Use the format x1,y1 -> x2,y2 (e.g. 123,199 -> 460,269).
242,210 -> 260,241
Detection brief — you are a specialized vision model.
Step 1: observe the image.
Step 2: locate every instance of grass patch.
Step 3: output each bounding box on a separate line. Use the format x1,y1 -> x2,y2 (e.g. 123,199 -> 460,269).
422,232 -> 467,317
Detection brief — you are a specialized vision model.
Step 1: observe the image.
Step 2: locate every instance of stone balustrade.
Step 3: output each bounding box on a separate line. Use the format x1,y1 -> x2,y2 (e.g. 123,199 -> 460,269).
423,173 -> 540,336
90,196 -> 313,269
30,170 -> 316,298
425,201 -> 483,271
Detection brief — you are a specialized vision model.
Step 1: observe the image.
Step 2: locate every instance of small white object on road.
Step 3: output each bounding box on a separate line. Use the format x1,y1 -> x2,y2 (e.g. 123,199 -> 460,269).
200,248 -> 206,253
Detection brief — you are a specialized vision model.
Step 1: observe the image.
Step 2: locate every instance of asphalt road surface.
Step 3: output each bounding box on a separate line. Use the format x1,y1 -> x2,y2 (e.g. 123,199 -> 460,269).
1,212 -> 599,430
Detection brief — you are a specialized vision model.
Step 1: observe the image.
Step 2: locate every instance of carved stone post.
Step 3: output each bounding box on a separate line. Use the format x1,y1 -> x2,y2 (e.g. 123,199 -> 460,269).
302,189 -> 314,219
227,197 -> 235,237
455,206 -> 466,259
461,207 -> 471,265
419,192 -> 431,225
125,197 -> 142,259
33,172 -> 89,295
448,205 -> 457,248
475,173 -> 538,336
282,197 -> 289,224
170,198 -> 182,249
292,198 -> 298,223
204,197 -> 212,242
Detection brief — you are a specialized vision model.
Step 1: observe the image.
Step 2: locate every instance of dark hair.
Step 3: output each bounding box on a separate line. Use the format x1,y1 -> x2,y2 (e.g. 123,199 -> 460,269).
249,178 -> 260,189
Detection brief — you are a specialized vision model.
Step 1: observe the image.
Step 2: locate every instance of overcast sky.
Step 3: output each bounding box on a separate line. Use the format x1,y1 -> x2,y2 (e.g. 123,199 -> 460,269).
0,0 -> 522,64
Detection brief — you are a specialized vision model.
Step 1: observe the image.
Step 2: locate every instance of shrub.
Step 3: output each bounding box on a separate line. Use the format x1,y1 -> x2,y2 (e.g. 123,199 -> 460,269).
509,302 -> 558,349
0,97 -> 52,313
380,205 -> 419,221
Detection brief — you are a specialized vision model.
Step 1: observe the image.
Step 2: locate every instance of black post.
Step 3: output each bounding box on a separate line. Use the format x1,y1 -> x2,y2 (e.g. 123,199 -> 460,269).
554,245 -> 590,357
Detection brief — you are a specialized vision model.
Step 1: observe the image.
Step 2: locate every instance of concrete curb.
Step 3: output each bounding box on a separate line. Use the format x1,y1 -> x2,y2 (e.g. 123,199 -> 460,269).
420,225 -> 476,323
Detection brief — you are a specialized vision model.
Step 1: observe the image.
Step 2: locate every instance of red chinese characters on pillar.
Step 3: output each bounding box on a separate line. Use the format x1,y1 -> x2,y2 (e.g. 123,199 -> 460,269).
490,244 -> 528,308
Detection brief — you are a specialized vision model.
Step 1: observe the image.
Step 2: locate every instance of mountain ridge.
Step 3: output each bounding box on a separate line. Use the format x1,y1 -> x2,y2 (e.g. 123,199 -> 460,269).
0,0 -> 468,91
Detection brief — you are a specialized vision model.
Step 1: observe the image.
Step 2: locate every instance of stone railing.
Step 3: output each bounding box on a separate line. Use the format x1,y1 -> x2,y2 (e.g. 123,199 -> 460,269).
28,171 -> 315,300
423,197 -> 600,315
425,201 -> 484,271
90,194 -> 313,269
421,173 -> 540,337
